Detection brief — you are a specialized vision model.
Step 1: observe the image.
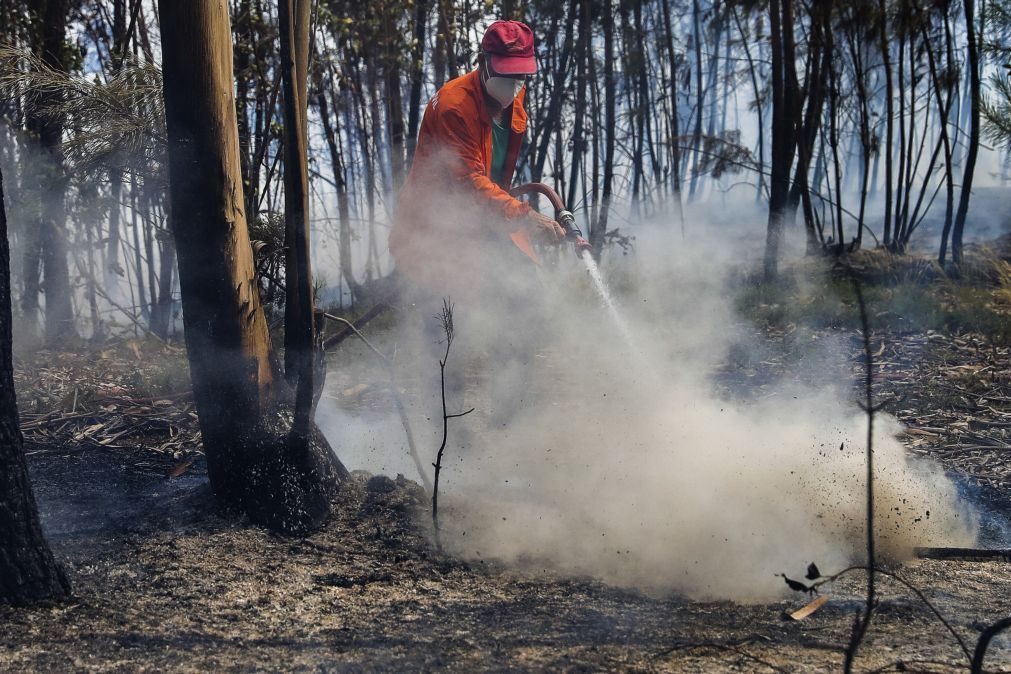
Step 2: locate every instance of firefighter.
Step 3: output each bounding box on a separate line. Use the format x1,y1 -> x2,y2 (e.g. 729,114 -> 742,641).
388,20 -> 567,424
389,19 -> 564,300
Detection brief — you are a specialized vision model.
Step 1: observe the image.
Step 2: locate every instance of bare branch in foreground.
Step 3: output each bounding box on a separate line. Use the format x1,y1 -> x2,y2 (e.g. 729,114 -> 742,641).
431,299 -> 473,553
843,273 -> 877,674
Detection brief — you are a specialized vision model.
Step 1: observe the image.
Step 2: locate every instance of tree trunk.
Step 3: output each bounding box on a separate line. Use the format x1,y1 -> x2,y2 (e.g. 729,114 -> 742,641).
592,0 -> 616,258
436,0 -> 457,80
951,0 -> 981,269
106,171 -> 124,293
937,6 -> 957,265
567,0 -> 589,212
0,161 -> 71,606
129,179 -> 149,320
158,0 -> 346,534
530,0 -> 577,183
764,0 -> 799,280
406,0 -> 428,163
687,0 -> 705,201
105,0 -> 127,295
316,80 -> 356,301
25,0 -> 76,343
661,0 -> 685,230
149,223 -> 175,340
233,0 -> 256,220
880,0 -> 895,248
279,0 -> 317,438
383,3 -> 406,191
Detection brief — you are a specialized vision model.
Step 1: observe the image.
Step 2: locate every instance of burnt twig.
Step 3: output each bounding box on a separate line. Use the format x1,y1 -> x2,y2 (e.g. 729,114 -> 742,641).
809,565 -> 972,664
844,273 -> 877,674
431,299 -> 473,553
971,616 -> 1011,674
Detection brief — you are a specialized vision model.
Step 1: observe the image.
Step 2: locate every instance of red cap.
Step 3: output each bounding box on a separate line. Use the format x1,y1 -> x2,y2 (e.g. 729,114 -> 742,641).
481,20 -> 536,75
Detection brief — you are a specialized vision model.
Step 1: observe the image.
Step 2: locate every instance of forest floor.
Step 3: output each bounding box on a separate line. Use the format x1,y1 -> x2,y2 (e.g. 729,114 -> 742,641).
4,251 -> 1011,672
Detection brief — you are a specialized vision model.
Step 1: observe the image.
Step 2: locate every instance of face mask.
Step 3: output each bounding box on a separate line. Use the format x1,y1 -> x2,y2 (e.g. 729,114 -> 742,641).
483,62 -> 524,108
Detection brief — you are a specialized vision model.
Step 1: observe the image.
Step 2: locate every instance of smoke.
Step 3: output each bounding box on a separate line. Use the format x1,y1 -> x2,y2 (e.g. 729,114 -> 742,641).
321,194 -> 976,601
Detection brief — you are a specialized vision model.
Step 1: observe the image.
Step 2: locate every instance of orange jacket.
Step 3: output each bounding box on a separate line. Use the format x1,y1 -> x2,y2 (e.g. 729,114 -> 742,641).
389,69 -> 536,296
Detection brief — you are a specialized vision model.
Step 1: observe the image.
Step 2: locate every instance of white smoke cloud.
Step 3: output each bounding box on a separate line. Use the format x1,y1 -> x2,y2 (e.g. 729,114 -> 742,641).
320,193 -> 977,601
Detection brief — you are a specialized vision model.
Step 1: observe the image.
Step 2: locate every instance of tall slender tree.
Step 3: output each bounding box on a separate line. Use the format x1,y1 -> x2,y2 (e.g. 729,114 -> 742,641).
158,0 -> 346,534
22,0 -> 76,342
950,0 -> 981,268
763,0 -> 800,279
0,162 -> 71,606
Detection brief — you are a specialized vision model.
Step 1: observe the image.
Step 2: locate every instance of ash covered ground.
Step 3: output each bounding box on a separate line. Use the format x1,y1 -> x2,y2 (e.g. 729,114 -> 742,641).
3,319 -> 1011,673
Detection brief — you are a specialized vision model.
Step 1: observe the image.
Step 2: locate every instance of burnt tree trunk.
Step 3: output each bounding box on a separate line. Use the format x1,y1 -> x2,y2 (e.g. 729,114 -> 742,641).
316,80 -> 356,302
0,162 -> 71,606
23,0 -> 76,342
592,0 -> 616,258
382,2 -> 406,191
880,0 -> 895,248
406,0 -> 428,163
105,0 -> 127,292
950,0 -> 980,269
158,0 -> 346,534
149,222 -> 175,339
279,0 -> 317,438
763,0 -> 799,280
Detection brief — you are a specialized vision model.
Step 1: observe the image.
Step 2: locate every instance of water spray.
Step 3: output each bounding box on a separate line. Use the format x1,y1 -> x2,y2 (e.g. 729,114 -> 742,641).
510,182 -> 638,352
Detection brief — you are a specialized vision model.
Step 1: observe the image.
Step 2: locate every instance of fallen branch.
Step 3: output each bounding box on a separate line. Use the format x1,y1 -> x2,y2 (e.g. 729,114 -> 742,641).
321,311 -> 431,492
322,302 -> 391,351
915,547 -> 1011,562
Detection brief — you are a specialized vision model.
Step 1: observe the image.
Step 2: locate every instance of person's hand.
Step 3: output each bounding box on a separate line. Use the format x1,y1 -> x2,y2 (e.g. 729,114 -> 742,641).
527,210 -> 565,244
573,235 -> 591,253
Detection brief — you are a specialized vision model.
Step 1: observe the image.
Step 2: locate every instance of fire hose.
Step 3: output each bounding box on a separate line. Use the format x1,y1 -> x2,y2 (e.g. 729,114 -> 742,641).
510,182 -> 593,256
511,182 -> 637,352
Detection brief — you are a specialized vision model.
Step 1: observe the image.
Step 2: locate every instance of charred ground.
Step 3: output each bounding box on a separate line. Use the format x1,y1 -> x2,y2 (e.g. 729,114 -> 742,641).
3,261 -> 1011,672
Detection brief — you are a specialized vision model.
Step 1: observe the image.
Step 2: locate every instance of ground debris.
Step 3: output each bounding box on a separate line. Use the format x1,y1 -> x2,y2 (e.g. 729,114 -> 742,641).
14,341 -> 201,472
716,326 -> 1011,493
6,330 -> 1011,671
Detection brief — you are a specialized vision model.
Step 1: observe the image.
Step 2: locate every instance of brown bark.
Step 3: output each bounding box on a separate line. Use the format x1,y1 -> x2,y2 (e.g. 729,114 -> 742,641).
158,0 -> 345,534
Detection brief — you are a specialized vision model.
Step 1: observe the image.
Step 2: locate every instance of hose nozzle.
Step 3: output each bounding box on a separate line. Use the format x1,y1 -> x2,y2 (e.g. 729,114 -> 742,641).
557,210 -> 579,238
557,209 -> 592,256
508,183 -> 591,256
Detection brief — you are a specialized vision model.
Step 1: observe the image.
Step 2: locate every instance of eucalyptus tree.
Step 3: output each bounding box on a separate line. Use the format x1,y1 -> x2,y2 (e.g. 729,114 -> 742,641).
158,0 -> 347,533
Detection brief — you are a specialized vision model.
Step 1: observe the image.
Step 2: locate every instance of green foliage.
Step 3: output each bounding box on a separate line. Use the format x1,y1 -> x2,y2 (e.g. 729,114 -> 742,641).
0,45 -> 165,176
982,0 -> 1011,148
982,71 -> 1011,148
